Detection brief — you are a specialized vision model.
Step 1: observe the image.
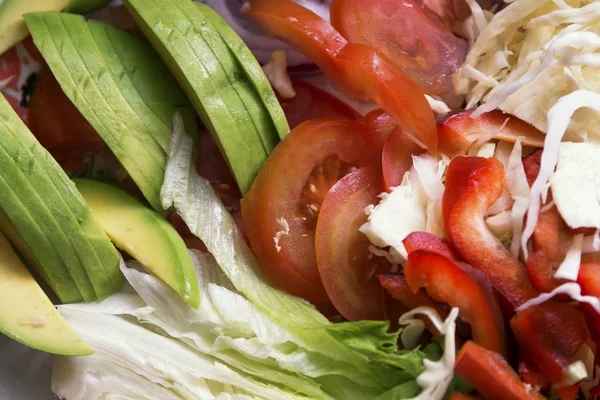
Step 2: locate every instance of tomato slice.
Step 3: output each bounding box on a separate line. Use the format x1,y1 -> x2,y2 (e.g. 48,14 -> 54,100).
247,0 -> 438,153
315,167 -> 387,320
361,109 -> 395,148
28,65 -> 108,173
241,118 -> 378,303
438,110 -> 546,157
382,126 -> 423,189
518,357 -> 550,391
455,341 -> 546,400
405,251 -> 506,355
330,0 -> 467,96
443,156 -> 538,310
282,77 -> 360,129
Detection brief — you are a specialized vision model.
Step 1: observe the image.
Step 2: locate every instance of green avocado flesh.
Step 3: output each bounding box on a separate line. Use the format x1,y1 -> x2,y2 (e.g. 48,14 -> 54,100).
0,93 -> 122,303
24,12 -> 196,212
124,0 -> 282,194
75,179 -> 200,308
197,3 -> 290,140
0,0 -> 111,57
0,230 -> 93,356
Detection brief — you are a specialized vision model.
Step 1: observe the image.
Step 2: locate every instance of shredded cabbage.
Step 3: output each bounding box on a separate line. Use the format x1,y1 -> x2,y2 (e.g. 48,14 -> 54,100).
262,51 -> 296,100
516,282 -> 600,315
505,139 -> 529,258
555,233 -> 584,281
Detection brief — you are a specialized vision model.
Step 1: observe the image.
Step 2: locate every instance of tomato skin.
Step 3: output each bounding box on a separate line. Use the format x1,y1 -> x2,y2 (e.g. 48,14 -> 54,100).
315,167 -> 386,321
330,0 -> 468,96
282,77 -> 360,129
455,341 -> 545,400
247,0 -> 438,154
405,251 -> 506,355
403,232 -> 458,261
242,118 -> 378,303
518,357 -> 550,392
29,66 -> 107,172
381,126 -> 423,190
438,110 -> 545,157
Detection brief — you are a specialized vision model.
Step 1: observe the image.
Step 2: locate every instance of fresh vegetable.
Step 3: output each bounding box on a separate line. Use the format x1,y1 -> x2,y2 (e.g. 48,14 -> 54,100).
0,92 -> 121,303
283,77 -> 360,129
124,0 -> 286,195
437,110 -> 545,157
455,341 -> 545,400
159,113 -> 430,398
75,179 -> 199,308
242,118 -> 378,303
404,251 -> 506,355
330,0 -> 468,95
25,12 -> 196,212
246,0 -> 438,153
0,230 -> 92,356
28,65 -> 108,173
511,301 -> 593,384
315,167 -> 386,321
403,232 -> 457,261
443,156 -> 537,309
382,127 -> 423,190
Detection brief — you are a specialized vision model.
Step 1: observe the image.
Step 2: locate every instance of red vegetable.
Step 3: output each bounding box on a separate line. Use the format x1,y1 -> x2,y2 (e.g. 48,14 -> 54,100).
438,110 -> 545,157
247,0 -> 438,153
381,126 -> 423,190
448,393 -> 480,400
404,251 -> 506,354
315,167 -> 387,321
511,301 -> 593,384
455,341 -> 545,400
330,0 -> 467,96
403,231 -> 458,261
518,357 -> 550,391
377,273 -> 446,335
443,156 -> 538,309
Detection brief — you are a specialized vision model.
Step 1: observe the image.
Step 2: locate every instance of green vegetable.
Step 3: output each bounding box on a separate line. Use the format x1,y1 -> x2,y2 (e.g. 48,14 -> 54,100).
0,93 -> 121,303
24,12 -> 196,212
124,0 -> 284,194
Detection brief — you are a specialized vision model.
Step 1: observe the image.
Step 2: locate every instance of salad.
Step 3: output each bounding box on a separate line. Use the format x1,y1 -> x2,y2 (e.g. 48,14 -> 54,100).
1,0 -> 600,399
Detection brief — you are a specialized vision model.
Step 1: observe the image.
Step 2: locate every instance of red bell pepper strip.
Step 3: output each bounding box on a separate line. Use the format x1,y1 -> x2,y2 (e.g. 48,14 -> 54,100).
403,231 -> 458,261
522,150 -> 569,294
577,256 -> 600,359
518,357 -> 550,391
247,0 -> 438,153
443,156 -> 538,309
555,385 -> 580,400
438,110 -> 545,156
511,301 -> 594,384
377,273 -> 447,336
404,251 -> 506,355
455,341 -> 545,400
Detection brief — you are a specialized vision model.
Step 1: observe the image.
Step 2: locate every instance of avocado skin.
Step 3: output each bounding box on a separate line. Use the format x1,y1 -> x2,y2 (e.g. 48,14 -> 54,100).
0,230 -> 93,356
75,179 -> 200,309
124,0 -> 272,195
198,3 -> 290,140
24,12 -> 196,213
0,93 -> 122,303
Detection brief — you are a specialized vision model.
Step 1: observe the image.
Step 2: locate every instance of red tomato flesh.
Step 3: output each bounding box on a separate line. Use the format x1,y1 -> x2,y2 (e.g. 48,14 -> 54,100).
330,0 -> 468,96
241,118 -> 378,303
315,167 -> 387,321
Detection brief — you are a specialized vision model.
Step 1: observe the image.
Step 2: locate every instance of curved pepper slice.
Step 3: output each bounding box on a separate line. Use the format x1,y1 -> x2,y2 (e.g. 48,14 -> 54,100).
443,156 -> 538,309
438,110 -> 545,156
404,251 -> 506,355
378,273 -> 447,335
511,301 -> 593,384
522,150 -> 568,293
455,341 -> 546,400
247,0 -> 438,153
578,256 -> 600,358
403,231 -> 458,261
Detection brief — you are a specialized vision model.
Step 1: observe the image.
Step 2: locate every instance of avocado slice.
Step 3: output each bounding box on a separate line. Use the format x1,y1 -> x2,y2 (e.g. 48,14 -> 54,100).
124,0 -> 272,194
197,3 -> 290,140
24,12 -> 196,212
0,93 -> 122,303
0,0 -> 111,56
75,179 -> 200,308
0,230 -> 93,356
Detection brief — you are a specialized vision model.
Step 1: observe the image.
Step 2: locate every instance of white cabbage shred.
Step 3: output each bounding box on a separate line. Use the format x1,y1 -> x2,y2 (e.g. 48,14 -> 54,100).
360,155 -> 446,263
